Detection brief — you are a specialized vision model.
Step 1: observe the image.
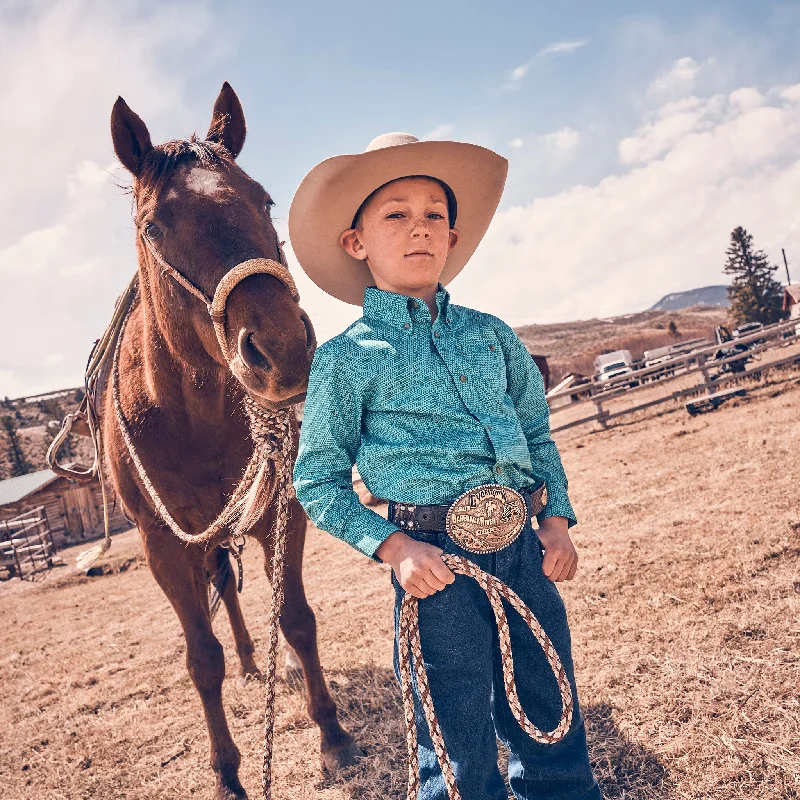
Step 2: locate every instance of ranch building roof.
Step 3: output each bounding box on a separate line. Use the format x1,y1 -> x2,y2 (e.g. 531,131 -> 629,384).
783,283 -> 800,311
0,469 -> 59,508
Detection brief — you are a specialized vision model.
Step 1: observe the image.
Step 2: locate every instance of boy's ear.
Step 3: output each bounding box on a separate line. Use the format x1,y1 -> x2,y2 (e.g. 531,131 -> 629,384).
340,228 -> 368,261
448,228 -> 459,252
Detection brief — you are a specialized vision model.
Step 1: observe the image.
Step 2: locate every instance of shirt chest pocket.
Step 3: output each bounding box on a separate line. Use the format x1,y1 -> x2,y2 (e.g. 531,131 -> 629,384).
455,329 -> 507,394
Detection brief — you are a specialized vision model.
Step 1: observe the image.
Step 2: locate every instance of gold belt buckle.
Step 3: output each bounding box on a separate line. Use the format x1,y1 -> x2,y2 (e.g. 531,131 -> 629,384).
445,484 -> 527,553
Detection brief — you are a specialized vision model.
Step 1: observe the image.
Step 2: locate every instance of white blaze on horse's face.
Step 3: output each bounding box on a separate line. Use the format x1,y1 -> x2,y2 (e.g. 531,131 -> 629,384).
186,167 -> 225,197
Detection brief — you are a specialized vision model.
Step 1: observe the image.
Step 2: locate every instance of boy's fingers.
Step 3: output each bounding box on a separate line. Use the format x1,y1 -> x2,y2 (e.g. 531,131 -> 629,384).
418,570 -> 448,593
406,580 -> 431,599
566,559 -> 578,580
429,556 -> 456,584
554,558 -> 572,582
541,549 -> 559,579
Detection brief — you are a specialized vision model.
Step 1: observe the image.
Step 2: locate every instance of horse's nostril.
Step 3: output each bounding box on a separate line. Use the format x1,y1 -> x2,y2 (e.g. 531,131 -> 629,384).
241,331 -> 272,372
300,312 -> 315,350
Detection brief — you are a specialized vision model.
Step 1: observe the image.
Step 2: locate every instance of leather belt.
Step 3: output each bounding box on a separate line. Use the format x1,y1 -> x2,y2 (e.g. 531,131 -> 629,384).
388,480 -> 547,534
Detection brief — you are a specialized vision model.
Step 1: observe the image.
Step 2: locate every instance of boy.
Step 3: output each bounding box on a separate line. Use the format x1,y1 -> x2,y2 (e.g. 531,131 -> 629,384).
289,133 -> 601,800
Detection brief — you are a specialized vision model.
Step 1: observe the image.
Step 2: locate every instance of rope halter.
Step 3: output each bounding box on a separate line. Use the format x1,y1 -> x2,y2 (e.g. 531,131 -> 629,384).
140,233 -> 299,365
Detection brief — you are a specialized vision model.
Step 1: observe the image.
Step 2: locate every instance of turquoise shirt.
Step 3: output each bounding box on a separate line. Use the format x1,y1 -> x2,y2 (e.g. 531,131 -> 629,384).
293,285 -> 577,559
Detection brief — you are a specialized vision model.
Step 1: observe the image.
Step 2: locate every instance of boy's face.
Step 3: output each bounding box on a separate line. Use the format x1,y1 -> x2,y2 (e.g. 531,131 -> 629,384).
339,176 -> 458,298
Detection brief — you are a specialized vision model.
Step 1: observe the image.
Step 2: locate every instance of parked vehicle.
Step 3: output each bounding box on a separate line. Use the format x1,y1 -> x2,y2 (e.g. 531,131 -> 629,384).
594,350 -> 636,389
730,322 -> 767,348
712,326 -> 752,374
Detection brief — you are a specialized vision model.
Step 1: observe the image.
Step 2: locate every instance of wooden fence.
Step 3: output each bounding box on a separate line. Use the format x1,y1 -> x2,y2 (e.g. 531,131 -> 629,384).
0,506 -> 57,580
547,318 -> 800,434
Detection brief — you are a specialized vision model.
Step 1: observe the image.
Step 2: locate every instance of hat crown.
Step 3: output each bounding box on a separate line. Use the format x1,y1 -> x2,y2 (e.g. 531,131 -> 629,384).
365,132 -> 420,152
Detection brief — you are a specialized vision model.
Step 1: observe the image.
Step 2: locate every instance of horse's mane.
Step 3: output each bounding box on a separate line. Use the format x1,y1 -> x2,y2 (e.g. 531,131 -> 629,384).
134,135 -> 233,208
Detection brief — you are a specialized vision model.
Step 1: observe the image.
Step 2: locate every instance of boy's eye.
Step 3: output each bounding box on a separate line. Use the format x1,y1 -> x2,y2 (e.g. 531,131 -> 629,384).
427,213 -> 445,220
386,212 -> 405,219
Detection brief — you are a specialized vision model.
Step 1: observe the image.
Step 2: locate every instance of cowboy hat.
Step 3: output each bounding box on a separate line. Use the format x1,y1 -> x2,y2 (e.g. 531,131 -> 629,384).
288,133 -> 508,305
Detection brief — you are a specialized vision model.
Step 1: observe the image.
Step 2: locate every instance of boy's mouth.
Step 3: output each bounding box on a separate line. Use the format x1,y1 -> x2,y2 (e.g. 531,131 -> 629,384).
406,249 -> 433,258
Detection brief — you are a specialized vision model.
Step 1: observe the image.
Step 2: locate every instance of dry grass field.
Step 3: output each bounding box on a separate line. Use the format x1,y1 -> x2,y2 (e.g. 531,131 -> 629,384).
1,367 -> 798,800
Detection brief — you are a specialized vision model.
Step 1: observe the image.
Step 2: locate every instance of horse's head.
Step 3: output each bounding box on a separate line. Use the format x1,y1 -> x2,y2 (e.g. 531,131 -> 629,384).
110,82 -> 316,409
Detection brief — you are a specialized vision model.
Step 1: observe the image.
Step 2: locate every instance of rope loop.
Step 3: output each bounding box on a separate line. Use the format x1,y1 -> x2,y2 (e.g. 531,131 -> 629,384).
398,553 -> 574,800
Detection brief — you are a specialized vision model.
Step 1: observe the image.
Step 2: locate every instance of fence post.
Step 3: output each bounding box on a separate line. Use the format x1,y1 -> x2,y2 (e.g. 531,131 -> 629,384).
696,353 -> 715,395
592,396 -> 608,430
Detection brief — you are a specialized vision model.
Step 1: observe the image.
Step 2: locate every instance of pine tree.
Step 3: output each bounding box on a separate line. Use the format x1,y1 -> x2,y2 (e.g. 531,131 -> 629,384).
668,320 -> 679,338
1,415 -> 33,477
723,227 -> 784,325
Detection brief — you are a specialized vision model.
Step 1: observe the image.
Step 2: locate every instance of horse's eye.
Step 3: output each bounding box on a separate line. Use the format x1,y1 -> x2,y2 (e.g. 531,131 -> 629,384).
264,199 -> 274,213
144,222 -> 162,240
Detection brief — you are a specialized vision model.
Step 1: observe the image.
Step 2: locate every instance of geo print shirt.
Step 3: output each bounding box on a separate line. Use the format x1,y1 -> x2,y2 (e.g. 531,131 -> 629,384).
293,285 -> 577,559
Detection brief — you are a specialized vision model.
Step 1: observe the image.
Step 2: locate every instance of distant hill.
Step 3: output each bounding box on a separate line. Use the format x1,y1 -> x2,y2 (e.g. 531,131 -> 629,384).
516,304 -> 729,385
649,285 -> 729,311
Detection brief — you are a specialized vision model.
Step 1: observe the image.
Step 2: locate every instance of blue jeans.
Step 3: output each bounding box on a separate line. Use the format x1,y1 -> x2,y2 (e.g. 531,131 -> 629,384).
390,509 -> 601,800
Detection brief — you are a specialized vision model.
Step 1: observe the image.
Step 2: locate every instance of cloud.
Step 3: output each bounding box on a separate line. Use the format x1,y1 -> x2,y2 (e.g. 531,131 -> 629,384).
500,40 -> 588,93
42,354 -> 64,366
510,64 -> 530,82
542,127 -> 580,151
648,56 -> 712,96
0,0 -> 220,398
509,138 -> 524,149
421,124 -> 455,141
536,40 -> 589,58
450,81 -> 800,326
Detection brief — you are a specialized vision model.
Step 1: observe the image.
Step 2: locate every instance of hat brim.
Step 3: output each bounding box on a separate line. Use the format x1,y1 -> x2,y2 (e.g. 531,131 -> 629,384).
288,140 -> 508,305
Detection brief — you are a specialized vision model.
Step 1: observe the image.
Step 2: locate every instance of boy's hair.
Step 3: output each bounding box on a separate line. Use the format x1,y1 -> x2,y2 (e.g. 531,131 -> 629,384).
351,175 -> 458,231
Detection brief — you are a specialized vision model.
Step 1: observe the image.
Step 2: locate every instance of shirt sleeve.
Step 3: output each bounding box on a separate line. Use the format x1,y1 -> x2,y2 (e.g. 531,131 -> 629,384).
493,319 -> 578,528
293,343 -> 400,560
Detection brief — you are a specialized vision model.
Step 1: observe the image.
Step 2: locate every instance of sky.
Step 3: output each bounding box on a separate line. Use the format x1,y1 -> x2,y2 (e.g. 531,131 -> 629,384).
2,0 -> 800,398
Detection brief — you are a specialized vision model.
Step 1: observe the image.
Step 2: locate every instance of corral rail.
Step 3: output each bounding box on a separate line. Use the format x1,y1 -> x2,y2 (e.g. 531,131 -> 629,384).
547,318 -> 800,433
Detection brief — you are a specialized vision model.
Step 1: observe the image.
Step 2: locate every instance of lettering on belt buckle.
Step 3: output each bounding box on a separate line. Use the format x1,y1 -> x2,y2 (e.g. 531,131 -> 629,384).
445,484 -> 527,553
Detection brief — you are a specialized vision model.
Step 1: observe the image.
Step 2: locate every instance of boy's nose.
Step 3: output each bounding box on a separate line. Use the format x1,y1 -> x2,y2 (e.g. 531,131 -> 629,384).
411,223 -> 431,238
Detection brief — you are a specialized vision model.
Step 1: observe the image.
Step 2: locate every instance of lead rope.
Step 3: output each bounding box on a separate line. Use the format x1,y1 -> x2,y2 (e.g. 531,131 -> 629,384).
109,286 -> 295,800
398,553 -> 574,800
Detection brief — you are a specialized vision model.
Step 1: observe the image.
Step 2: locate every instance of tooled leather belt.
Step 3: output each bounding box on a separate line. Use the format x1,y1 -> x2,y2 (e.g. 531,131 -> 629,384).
388,480 -> 547,535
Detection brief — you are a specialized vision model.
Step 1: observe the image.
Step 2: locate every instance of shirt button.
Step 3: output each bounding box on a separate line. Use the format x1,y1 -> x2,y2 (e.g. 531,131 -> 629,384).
403,323 -> 411,330
489,344 -> 496,351
411,301 -> 419,309
459,375 -> 467,382
487,425 -> 492,431
433,331 -> 440,339
495,465 -> 502,474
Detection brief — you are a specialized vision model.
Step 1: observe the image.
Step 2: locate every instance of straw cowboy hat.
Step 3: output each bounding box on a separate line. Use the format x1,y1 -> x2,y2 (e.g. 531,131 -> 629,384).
288,133 -> 508,305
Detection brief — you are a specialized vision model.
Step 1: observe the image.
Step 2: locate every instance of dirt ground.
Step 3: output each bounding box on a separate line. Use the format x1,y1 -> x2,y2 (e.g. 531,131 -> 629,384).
1,368 -> 798,800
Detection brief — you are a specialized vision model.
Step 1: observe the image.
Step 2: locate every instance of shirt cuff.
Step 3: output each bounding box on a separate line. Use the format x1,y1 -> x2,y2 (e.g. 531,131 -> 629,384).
342,509 -> 400,561
536,492 -> 578,529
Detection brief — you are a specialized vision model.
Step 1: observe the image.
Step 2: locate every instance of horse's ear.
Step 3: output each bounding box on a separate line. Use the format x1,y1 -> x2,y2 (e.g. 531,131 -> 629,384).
206,82 -> 246,159
111,97 -> 153,177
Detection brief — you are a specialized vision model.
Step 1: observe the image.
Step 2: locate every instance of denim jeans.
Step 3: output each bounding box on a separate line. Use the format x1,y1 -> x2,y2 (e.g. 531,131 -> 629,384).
390,504 -> 601,800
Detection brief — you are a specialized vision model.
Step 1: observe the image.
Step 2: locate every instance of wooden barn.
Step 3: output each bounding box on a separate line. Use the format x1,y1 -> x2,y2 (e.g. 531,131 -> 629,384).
0,468 -> 130,550
783,283 -> 800,320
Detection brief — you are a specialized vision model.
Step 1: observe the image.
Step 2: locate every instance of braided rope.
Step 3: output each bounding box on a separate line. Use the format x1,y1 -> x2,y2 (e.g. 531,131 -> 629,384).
110,293 -> 293,552
256,409 -> 295,800
398,553 -> 574,800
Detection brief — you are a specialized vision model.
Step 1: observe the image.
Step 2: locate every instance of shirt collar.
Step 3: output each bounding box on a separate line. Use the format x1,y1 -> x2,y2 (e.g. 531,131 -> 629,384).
362,284 -> 452,327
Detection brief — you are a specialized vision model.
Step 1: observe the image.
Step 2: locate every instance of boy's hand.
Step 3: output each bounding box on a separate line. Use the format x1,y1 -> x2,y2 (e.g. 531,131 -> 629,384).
537,516 -> 578,582
375,531 -> 455,599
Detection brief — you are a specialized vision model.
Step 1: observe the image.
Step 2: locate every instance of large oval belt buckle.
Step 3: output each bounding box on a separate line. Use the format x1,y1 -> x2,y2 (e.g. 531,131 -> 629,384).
446,484 -> 527,553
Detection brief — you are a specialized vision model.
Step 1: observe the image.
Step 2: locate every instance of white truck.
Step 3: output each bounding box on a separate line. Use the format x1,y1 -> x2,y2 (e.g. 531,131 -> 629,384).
594,350 -> 634,383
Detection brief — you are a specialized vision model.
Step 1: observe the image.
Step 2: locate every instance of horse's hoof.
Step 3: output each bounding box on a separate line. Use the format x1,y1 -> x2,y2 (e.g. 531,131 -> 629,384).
321,737 -> 364,772
285,664 -> 304,689
240,664 -> 263,681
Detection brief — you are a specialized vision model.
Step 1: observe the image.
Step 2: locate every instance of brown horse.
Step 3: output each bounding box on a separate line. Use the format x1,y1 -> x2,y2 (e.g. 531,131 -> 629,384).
102,83 -> 359,799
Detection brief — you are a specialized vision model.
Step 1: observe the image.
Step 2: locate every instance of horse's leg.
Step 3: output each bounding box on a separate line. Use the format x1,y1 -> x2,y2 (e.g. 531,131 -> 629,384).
212,547 -> 262,679
261,499 -> 361,771
146,532 -> 247,800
